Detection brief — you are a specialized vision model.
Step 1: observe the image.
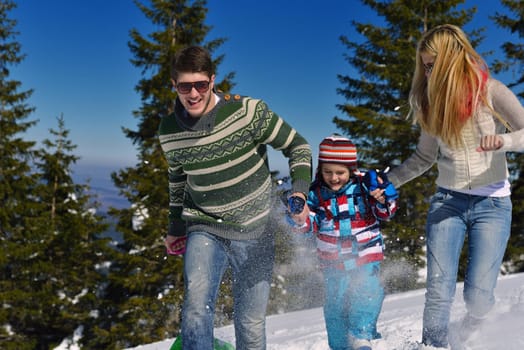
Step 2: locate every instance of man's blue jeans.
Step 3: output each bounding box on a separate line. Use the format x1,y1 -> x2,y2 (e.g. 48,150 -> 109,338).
421,188 -> 511,348
181,231 -> 274,350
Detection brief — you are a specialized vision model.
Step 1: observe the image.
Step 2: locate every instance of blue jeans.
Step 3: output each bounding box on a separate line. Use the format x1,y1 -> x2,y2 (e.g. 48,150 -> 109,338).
323,262 -> 384,350
421,188 -> 511,348
181,231 -> 274,350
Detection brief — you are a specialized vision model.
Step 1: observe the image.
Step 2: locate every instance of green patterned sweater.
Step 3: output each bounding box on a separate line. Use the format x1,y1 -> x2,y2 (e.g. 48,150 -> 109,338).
158,93 -> 312,240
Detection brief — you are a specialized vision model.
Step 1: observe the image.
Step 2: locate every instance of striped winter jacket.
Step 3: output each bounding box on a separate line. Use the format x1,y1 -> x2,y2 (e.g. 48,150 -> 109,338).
302,174 -> 397,270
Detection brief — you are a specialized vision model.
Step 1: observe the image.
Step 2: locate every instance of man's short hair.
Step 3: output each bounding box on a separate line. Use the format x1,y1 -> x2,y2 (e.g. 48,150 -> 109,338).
171,46 -> 215,80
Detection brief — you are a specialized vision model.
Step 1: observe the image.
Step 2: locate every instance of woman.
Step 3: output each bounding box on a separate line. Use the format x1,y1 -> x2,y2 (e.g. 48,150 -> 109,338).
387,24 -> 524,349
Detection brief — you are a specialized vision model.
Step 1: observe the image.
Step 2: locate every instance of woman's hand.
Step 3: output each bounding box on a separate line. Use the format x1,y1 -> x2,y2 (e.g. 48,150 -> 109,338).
370,188 -> 386,204
477,135 -> 503,152
369,174 -> 386,204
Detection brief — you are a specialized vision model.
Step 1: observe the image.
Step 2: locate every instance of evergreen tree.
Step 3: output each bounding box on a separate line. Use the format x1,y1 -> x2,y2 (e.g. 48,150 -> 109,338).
0,2 -> 111,346
24,115 -> 111,349
0,0 -> 40,347
334,0 -> 479,292
491,0 -> 524,99
491,0 -> 524,273
0,0 -> 37,239
106,1 -> 234,347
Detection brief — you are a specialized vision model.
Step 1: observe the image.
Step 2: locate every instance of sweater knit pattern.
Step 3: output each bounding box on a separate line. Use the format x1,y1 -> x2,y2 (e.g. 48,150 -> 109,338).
159,93 -> 312,240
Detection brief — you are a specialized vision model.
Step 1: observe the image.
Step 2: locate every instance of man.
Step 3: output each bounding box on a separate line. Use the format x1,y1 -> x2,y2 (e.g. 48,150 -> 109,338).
159,46 -> 312,349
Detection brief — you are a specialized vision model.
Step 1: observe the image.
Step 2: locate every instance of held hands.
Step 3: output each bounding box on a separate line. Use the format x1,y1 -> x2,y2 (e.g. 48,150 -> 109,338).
165,235 -> 187,256
362,168 -> 398,202
477,135 -> 504,152
369,182 -> 386,205
287,192 -> 309,227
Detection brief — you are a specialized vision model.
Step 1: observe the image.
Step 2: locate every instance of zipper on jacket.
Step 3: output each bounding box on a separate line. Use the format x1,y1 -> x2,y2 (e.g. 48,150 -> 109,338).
462,133 -> 473,190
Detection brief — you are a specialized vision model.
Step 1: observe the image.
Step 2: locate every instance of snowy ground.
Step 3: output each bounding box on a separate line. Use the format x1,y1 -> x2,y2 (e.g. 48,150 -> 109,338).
128,273 -> 524,350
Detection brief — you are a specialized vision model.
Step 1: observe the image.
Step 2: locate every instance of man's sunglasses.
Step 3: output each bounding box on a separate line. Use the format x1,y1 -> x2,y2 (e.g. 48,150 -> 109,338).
175,80 -> 210,94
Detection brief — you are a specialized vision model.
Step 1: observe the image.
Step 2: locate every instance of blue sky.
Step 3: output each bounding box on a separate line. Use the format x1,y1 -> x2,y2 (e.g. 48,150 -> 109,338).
12,1 -> 519,181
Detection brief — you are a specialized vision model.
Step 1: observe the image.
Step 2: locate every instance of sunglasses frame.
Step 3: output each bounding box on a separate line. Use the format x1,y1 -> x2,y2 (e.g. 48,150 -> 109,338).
176,80 -> 210,94
423,63 -> 434,74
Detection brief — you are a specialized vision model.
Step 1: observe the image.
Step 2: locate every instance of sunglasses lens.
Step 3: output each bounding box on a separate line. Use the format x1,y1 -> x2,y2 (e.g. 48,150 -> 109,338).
176,81 -> 210,94
194,81 -> 209,93
176,83 -> 192,94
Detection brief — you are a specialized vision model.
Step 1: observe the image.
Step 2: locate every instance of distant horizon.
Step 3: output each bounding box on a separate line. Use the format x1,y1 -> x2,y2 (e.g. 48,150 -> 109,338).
72,153 -> 295,215
72,162 -> 130,213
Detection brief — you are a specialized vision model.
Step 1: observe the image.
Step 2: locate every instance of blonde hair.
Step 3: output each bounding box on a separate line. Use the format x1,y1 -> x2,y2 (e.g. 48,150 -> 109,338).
409,24 -> 491,148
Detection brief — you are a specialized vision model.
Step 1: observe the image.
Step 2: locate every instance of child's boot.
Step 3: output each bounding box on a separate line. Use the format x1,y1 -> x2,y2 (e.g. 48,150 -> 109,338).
350,337 -> 372,350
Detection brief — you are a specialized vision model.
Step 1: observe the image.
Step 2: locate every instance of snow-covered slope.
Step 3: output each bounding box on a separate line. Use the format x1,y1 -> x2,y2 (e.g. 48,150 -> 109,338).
128,273 -> 524,350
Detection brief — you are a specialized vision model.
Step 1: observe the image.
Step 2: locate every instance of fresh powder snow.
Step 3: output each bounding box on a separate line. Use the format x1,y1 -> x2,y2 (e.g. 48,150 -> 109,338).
125,272 -> 524,350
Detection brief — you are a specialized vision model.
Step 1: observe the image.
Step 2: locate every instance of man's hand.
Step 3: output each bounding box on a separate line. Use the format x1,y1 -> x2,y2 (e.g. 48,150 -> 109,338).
165,235 -> 187,256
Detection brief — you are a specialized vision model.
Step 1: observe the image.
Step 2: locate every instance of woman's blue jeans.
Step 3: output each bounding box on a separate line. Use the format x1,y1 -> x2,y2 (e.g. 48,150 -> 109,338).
421,188 -> 511,348
181,231 -> 274,350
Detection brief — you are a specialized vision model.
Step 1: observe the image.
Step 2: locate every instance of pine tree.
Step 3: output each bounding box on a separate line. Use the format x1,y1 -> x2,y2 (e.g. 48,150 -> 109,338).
23,115 -> 111,349
334,0 -> 479,292
0,0 -> 37,239
491,0 -> 524,273
491,0 -> 524,99
0,1 -> 40,347
105,1 -> 234,347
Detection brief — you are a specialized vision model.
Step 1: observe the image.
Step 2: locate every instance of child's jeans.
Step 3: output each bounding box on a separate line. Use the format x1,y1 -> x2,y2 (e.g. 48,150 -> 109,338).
323,262 -> 384,350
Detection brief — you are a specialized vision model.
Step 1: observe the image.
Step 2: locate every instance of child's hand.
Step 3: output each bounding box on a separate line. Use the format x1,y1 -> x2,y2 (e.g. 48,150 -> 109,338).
288,195 -> 305,214
363,168 -> 398,201
370,187 -> 386,204
288,193 -> 309,226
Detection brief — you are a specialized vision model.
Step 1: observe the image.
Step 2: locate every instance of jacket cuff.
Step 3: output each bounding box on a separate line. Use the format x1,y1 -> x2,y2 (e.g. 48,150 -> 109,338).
168,220 -> 187,237
291,179 -> 311,198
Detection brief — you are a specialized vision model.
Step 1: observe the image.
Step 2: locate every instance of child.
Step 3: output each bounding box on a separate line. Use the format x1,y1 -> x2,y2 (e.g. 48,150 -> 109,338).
288,134 -> 398,350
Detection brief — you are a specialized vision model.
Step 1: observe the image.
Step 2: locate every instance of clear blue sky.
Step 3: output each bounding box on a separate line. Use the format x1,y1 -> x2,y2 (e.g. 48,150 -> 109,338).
12,0 -> 518,181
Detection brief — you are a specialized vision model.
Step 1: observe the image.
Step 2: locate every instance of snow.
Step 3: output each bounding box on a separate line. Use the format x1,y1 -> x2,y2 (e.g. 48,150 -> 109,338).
126,272 -> 524,350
